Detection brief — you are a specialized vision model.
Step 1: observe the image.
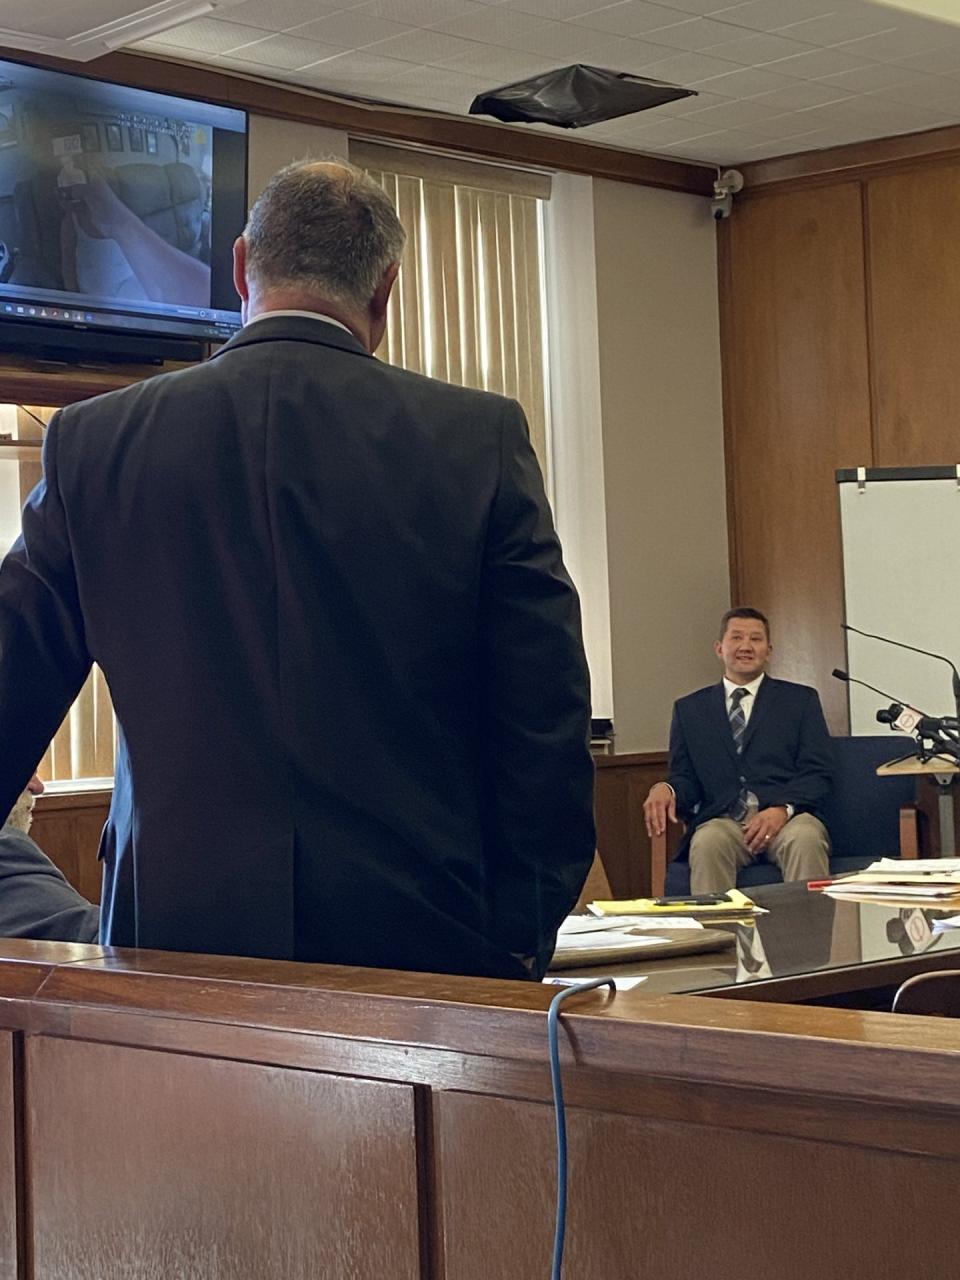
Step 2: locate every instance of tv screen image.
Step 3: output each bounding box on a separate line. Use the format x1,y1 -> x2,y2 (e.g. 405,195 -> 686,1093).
0,58 -> 247,358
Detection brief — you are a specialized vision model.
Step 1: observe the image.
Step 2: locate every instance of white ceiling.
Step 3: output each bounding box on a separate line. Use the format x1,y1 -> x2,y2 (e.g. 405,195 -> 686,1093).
127,0 -> 960,165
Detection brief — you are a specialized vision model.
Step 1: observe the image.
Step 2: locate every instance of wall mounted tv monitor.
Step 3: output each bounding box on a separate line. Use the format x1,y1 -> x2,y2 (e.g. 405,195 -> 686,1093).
0,58 -> 247,362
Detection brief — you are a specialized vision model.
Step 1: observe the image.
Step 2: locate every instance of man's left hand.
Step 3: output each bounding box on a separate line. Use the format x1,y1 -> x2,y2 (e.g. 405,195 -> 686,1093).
743,806 -> 788,854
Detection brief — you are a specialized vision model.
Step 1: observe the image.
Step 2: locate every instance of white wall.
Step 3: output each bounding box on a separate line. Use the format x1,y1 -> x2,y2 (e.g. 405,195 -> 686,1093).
543,174 -> 613,722
247,117 -> 348,204
593,179 -> 728,753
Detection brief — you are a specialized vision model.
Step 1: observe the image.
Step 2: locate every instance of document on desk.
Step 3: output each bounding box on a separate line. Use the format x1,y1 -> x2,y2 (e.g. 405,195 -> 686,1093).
559,915 -> 704,934
544,975 -> 650,991
869,858 -> 960,874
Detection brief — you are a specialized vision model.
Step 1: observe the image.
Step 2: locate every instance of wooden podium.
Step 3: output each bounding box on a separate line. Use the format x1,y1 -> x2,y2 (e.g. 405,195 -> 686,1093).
877,753 -> 960,855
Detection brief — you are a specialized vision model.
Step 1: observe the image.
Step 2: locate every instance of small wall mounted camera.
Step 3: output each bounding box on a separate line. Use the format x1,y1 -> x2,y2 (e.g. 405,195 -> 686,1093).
711,168 -> 744,221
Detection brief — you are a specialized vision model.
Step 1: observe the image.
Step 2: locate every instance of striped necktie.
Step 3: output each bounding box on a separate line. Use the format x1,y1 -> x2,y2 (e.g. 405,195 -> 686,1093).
729,687 -> 753,823
729,686 -> 749,754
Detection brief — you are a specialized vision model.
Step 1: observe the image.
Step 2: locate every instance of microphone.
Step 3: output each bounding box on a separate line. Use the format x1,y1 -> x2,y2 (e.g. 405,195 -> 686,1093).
915,715 -> 960,737
875,704 -> 903,724
842,623 -> 960,721
831,669 -> 931,717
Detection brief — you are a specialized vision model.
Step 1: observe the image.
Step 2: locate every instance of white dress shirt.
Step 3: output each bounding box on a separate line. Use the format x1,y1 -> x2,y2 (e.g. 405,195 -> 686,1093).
243,308 -> 355,336
723,672 -> 765,727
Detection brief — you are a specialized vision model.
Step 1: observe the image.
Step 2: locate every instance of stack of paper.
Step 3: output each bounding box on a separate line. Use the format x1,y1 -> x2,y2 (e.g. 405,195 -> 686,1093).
551,914 -> 699,969
824,858 -> 960,906
588,888 -> 763,922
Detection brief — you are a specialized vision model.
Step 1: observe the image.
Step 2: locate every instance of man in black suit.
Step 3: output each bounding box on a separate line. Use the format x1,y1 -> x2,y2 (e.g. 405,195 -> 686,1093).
644,608 -> 831,893
0,160 -> 594,979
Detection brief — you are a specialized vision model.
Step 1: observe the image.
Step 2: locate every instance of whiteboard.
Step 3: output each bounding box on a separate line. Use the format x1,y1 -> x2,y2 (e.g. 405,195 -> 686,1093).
838,470 -> 960,734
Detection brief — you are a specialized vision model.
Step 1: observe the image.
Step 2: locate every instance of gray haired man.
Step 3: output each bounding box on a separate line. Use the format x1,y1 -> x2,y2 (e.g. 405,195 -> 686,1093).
0,160 -> 594,975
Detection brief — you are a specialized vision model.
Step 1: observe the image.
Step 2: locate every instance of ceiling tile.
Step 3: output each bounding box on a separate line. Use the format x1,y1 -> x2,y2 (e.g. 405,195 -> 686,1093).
834,26 -> 960,66
567,0 -> 714,36
440,45 -> 562,79
762,46 -> 876,80
218,0 -> 352,30
701,29 -> 817,65
288,12 -> 414,47
137,17 -> 274,54
498,0 -> 610,15
363,28 -> 488,63
636,16 -> 762,50
586,37 -> 689,72
356,0 -> 485,22
634,48 -> 743,83
228,33 -> 346,68
653,87 -> 730,112
610,115 -> 716,142
713,0 -> 842,35
817,61 -> 935,92
747,78 -> 854,109
774,10 -> 901,44
631,0 -> 756,14
296,49 -> 417,82
746,108 -> 836,138
880,77 -> 960,110
378,61 -> 494,96
697,63 -> 804,95
892,47 -> 960,75
682,94 -> 784,125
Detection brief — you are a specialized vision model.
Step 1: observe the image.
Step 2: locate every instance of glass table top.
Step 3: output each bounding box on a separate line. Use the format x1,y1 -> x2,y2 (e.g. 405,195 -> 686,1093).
574,881 -> 960,999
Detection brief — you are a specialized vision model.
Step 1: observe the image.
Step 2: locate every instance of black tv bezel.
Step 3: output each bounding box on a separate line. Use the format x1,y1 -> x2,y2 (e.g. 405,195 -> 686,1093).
0,53 -> 249,366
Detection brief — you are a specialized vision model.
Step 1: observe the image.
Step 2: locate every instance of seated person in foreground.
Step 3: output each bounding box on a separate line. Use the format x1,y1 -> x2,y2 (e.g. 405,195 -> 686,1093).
0,776 -> 99,943
643,607 -> 833,893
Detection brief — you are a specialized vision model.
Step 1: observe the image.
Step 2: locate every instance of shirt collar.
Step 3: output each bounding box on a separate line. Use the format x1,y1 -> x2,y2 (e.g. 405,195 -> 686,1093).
723,672 -> 765,701
243,309 -> 355,337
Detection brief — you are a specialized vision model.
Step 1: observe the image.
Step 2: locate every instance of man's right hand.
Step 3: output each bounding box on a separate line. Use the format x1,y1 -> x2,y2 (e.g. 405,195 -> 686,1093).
643,782 -> 677,838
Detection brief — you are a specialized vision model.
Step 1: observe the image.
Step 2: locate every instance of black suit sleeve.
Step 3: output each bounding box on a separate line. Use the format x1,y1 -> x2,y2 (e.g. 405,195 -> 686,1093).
0,413 -> 92,819
667,702 -> 704,820
479,400 -> 595,977
767,689 -> 833,814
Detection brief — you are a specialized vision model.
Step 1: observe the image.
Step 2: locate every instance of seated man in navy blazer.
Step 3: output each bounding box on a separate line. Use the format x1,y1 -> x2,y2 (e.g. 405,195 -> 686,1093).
643,608 -> 833,893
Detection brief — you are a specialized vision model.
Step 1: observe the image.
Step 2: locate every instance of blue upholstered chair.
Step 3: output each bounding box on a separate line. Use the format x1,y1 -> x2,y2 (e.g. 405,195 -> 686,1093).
658,735 -> 919,897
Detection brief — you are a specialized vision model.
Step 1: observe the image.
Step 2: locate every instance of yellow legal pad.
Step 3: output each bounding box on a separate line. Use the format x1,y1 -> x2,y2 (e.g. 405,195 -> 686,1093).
589,889 -> 761,920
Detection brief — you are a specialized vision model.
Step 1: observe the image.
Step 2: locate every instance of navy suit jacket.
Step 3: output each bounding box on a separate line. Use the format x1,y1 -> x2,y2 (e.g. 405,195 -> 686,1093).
668,675 -> 833,860
0,316 -> 595,978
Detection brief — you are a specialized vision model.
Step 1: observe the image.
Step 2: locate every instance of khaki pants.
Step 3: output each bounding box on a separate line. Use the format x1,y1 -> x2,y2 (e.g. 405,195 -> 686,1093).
688,813 -> 830,895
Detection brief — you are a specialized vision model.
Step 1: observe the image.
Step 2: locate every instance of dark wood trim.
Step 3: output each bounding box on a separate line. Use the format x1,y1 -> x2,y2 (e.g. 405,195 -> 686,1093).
34,788 -> 111,813
11,1031 -> 29,1280
7,943 -> 960,1110
860,178 -> 879,469
740,122 -> 960,193
716,216 -> 740,605
0,354 -> 189,407
0,46 -> 716,197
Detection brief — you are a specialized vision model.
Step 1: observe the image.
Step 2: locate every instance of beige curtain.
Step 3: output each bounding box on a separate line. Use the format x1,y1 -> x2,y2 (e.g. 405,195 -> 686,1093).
354,143 -> 551,471
14,405 -> 115,784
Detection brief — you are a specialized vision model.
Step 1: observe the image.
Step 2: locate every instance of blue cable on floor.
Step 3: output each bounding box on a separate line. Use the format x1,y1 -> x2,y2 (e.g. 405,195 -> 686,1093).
547,977 -> 616,1280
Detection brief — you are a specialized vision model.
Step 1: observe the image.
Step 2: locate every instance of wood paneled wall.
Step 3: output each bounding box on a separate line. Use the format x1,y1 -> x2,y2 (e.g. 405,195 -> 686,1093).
30,791 -> 109,905
722,154 -> 960,732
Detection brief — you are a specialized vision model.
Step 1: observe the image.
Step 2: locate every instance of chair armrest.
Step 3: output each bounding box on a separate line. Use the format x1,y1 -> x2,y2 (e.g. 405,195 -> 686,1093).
899,806 -> 920,860
650,828 -> 668,898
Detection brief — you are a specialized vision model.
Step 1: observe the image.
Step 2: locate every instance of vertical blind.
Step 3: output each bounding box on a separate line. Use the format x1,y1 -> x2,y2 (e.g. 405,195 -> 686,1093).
13,406 -> 116,783
352,141 -> 552,471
